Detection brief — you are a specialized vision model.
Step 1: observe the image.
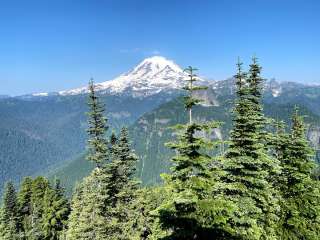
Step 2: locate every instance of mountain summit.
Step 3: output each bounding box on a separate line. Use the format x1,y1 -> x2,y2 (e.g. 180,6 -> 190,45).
59,56 -> 190,97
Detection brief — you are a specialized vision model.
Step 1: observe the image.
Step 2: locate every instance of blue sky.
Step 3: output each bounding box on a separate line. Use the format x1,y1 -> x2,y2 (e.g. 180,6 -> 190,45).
0,0 -> 319,95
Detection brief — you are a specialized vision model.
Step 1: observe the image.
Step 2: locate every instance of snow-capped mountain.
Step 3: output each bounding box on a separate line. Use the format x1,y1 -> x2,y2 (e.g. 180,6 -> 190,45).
26,55 -> 312,100
59,56 -> 196,97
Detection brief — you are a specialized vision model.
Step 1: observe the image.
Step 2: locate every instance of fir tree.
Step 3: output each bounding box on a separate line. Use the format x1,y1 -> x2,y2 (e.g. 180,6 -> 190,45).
277,107 -> 320,239
42,179 -> 69,240
65,183 -> 85,239
269,120 -> 289,188
135,187 -> 172,240
183,66 -> 208,124
17,177 -> 33,239
113,127 -> 139,201
67,168 -> 110,240
67,79 -> 110,239
29,176 -> 49,240
2,182 -> 18,223
86,78 -> 108,168
102,127 -> 140,239
157,67 -> 235,239
223,58 -> 281,239
0,182 -> 19,239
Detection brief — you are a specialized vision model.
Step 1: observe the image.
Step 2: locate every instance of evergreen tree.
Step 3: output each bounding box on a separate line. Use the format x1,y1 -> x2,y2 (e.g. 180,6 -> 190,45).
65,183 -> 85,239
86,78 -> 109,168
29,176 -> 49,240
0,182 -> 19,239
104,127 -> 140,239
17,177 -> 33,239
113,127 -> 139,202
277,107 -> 320,239
157,67 -> 235,239
223,58 -> 281,239
269,121 -> 289,188
42,179 -> 69,240
67,79 -> 110,239
67,168 -> 110,240
183,66 -> 204,124
135,187 -> 172,240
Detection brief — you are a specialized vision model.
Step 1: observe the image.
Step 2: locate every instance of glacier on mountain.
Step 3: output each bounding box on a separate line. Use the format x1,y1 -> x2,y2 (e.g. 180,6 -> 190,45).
59,56 -> 195,97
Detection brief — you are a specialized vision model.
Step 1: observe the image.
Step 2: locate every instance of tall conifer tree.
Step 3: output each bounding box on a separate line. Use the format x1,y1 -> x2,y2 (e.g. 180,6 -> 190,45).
0,182 -> 19,239
65,183 -> 84,239
157,67 -> 235,239
223,58 -> 280,239
100,127 -> 140,239
42,180 -> 69,240
86,78 -> 108,168
17,177 -> 33,239
29,177 -> 49,240
68,168 -> 110,240
67,79 -> 110,240
277,107 -> 320,239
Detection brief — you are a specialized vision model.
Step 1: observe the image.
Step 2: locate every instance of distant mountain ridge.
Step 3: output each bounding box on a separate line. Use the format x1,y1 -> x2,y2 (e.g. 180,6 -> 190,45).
60,56 -> 196,97
17,56 -> 204,99
13,56 -> 320,102
0,56 -> 194,194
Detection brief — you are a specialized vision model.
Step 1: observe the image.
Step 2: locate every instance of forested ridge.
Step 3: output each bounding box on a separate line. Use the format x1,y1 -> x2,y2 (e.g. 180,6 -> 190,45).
1,59 -> 320,239
2,76 -> 320,197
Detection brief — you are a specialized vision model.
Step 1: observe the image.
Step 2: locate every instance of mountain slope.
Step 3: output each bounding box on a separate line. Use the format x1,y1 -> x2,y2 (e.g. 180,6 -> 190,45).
51,91 -> 320,193
0,56 -> 192,193
59,56 -> 197,97
132,96 -> 320,185
2,56 -> 320,195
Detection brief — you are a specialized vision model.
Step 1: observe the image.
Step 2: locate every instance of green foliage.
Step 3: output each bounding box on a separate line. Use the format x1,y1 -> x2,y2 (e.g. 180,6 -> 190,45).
66,168 -> 110,240
27,176 -> 49,239
65,183 -> 84,239
2,75 -> 320,197
0,177 -> 69,240
67,132 -> 140,239
223,58 -> 281,239
275,107 -> 320,239
102,127 -> 140,239
49,154 -> 94,197
67,81 -> 141,240
0,182 -> 19,239
42,179 -> 70,240
86,79 -> 109,167
67,80 -> 111,239
182,66 -> 207,124
135,187 -> 172,239
106,127 -> 139,206
0,88 -> 169,195
157,67 -> 235,239
2,60 -> 320,240
17,177 -> 33,238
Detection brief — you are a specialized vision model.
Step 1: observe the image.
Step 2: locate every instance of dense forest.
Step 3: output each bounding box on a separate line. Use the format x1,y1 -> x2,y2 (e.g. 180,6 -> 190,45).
1,58 -> 320,239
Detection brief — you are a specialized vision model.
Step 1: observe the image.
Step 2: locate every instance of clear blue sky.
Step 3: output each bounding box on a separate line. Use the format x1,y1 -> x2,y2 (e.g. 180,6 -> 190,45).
0,0 -> 319,95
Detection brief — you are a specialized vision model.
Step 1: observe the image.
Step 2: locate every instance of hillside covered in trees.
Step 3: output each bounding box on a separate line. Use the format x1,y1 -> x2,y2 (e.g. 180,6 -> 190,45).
2,58 -> 320,196
1,59 -> 320,239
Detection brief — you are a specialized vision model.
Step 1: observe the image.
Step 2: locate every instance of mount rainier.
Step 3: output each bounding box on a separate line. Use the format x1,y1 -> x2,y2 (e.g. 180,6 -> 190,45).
59,56 -> 202,97
30,55 -> 292,101
23,55 -> 306,103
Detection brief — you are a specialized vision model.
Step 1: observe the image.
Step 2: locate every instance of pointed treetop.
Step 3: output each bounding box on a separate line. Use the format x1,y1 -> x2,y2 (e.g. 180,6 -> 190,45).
234,58 -> 247,92
183,66 -> 198,80
291,106 -> 306,139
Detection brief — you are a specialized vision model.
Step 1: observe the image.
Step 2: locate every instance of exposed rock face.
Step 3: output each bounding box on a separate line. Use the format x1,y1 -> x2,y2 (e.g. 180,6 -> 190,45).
308,126 -> 320,149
